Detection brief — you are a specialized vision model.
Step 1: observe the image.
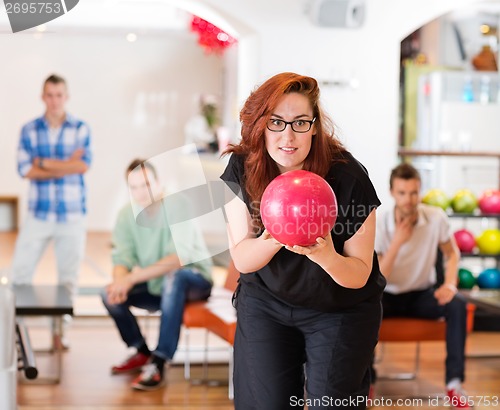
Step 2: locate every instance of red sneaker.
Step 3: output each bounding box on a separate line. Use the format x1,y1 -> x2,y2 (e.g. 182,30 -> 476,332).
368,384 -> 375,400
131,363 -> 166,391
367,384 -> 375,408
111,352 -> 150,374
447,388 -> 473,409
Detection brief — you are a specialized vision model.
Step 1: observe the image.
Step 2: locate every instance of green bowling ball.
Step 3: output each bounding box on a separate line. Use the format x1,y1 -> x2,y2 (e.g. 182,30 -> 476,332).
451,189 -> 478,214
422,189 -> 450,211
458,268 -> 476,289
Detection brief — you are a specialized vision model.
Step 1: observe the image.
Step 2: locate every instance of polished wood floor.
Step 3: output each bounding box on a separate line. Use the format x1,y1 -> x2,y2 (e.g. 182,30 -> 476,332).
17,319 -> 234,410
2,232 -> 500,409
16,323 -> 500,410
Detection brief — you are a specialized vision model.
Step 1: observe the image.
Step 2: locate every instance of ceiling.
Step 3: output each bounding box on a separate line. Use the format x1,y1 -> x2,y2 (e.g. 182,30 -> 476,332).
0,0 -> 193,35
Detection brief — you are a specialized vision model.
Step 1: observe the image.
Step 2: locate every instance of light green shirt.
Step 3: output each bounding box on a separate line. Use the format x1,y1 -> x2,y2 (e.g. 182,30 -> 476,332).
111,196 -> 213,295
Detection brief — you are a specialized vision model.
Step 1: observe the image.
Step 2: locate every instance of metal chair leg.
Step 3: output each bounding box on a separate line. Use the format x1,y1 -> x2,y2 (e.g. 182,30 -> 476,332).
228,346 -> 234,400
202,328 -> 209,381
377,342 -> 419,381
184,328 -> 191,380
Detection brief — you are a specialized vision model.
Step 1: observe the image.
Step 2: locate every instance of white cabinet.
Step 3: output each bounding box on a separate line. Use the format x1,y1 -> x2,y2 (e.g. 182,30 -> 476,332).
412,71 -> 500,194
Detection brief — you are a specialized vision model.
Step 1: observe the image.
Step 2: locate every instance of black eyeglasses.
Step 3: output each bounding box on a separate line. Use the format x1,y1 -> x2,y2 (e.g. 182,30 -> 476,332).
266,117 -> 316,133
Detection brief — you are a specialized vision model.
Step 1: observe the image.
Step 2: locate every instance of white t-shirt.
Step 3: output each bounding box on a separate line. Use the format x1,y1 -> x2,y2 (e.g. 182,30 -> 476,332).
375,204 -> 451,294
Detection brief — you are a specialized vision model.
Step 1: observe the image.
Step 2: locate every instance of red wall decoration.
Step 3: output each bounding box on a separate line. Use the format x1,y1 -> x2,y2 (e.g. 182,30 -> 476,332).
190,15 -> 237,55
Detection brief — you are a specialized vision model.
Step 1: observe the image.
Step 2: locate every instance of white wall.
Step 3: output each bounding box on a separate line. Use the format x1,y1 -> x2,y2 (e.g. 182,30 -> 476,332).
199,0 -> 485,209
0,30 -> 223,230
1,0 -> 490,231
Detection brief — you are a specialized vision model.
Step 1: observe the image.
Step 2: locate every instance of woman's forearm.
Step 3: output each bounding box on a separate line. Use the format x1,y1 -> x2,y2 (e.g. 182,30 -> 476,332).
230,235 -> 282,273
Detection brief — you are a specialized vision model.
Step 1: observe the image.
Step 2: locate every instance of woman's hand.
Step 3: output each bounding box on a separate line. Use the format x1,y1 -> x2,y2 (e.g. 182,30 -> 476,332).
261,229 -> 284,247
285,232 -> 337,267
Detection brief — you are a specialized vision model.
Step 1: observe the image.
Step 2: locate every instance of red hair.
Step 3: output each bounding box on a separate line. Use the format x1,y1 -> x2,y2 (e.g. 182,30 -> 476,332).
223,72 -> 346,227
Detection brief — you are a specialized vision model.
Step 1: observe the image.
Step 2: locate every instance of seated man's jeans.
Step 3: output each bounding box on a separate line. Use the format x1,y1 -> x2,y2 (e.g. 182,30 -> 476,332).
371,287 -> 467,384
101,268 -> 212,361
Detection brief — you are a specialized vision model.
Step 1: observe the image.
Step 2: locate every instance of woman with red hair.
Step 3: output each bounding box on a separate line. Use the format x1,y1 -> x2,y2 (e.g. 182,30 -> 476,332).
221,72 -> 385,409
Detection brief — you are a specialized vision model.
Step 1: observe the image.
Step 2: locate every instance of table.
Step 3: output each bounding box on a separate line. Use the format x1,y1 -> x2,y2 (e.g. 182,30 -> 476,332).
460,289 -> 500,359
460,289 -> 500,315
0,286 -> 16,410
14,284 -> 73,384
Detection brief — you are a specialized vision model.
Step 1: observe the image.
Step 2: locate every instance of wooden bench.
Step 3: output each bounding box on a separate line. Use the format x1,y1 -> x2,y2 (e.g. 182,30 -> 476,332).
377,303 -> 476,379
182,261 -> 238,399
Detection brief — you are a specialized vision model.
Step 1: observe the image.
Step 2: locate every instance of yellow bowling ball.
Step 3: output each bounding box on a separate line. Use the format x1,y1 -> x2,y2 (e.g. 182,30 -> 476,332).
476,229 -> 500,254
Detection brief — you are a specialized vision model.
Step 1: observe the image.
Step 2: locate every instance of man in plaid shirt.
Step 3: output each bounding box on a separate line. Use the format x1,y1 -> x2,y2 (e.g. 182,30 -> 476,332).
12,74 -> 92,295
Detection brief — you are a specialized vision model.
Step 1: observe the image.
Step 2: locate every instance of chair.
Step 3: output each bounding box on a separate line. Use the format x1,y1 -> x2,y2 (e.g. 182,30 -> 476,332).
182,261 -> 239,398
376,248 -> 476,379
377,303 -> 475,380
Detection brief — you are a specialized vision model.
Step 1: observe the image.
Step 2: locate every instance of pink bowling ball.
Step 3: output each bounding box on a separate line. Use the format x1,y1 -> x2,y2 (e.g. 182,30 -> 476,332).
454,229 -> 476,253
478,190 -> 500,215
260,170 -> 337,246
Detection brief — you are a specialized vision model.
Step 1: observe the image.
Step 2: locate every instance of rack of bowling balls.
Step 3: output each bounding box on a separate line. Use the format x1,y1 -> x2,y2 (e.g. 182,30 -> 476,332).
422,188 -> 500,290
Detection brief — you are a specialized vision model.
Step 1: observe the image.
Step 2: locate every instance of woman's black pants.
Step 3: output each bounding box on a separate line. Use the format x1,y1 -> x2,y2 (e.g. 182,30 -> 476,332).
233,285 -> 382,410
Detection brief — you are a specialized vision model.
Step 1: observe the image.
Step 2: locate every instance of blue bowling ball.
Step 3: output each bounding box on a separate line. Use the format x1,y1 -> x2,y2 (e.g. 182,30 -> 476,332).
477,268 -> 500,289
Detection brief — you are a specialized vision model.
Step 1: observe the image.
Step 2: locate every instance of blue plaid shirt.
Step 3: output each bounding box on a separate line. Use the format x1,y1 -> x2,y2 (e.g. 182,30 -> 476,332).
17,114 -> 92,222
